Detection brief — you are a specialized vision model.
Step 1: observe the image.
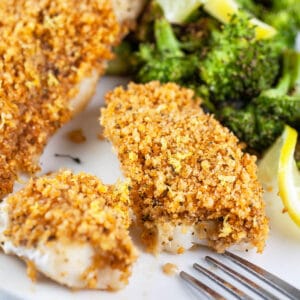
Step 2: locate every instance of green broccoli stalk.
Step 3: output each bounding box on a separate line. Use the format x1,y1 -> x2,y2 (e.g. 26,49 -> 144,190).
220,50 -> 300,152
154,17 -> 183,56
134,18 -> 199,84
199,14 -> 281,104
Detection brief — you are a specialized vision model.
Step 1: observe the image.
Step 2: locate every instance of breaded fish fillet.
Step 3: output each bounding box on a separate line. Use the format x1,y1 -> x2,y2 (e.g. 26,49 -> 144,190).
0,170 -> 137,290
101,81 -> 269,254
0,0 -> 145,198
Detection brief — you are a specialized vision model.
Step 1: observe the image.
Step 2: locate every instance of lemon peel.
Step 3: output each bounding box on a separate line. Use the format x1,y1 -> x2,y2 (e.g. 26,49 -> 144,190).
259,125 -> 300,230
278,125 -> 300,226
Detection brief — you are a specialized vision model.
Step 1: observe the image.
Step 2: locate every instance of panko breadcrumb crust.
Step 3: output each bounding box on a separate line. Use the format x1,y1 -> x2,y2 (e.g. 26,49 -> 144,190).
101,81 -> 269,253
4,170 -> 137,289
0,0 -> 121,198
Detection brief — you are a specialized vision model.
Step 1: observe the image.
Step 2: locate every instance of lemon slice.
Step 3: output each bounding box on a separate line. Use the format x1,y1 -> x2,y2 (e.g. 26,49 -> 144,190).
278,126 -> 300,226
203,0 -> 277,39
203,0 -> 238,23
156,0 -> 203,24
258,125 -> 300,230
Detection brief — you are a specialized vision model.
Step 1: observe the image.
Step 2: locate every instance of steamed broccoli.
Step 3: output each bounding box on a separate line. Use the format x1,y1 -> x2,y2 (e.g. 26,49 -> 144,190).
220,50 -> 300,152
134,12 -> 281,110
199,14 -> 281,103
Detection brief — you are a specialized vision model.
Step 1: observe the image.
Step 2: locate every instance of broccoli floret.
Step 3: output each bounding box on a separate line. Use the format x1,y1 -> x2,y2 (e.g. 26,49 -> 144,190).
134,18 -> 200,84
199,14 -> 281,103
174,17 -> 220,52
220,50 -> 300,152
221,105 -> 284,151
136,53 -> 199,83
254,50 -> 300,123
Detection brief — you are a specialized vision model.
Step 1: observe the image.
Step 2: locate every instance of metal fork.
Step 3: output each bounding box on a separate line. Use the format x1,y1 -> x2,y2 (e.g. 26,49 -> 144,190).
180,251 -> 300,300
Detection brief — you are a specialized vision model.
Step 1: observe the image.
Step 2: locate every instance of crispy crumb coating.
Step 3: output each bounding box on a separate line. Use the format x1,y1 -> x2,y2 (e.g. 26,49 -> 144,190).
101,81 -> 269,253
0,0 -> 120,198
4,170 -> 137,288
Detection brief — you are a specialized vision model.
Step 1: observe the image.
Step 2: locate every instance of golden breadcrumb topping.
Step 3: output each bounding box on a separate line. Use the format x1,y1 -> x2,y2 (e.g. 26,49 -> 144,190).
4,170 -> 137,286
101,81 -> 269,253
0,0 -> 120,198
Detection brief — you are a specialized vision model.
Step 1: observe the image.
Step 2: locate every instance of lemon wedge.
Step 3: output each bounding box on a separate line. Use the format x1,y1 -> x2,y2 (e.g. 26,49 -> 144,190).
203,0 -> 277,39
278,126 -> 300,226
258,125 -> 300,232
156,0 -> 203,24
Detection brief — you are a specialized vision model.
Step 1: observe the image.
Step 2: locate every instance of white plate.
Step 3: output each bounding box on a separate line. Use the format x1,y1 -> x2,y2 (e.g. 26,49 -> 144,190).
0,76 -> 300,300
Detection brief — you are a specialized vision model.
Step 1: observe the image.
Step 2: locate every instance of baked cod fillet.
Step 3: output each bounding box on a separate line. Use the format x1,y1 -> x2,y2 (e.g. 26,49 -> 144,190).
101,81 -> 269,254
0,0 -> 145,198
0,170 -> 137,290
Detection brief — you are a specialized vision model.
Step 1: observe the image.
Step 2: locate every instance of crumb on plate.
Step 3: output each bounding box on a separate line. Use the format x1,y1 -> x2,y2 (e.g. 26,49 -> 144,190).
162,263 -> 178,276
67,129 -> 86,144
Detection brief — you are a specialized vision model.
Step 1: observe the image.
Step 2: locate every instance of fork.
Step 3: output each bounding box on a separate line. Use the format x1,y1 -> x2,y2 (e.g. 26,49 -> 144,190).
180,250 -> 300,300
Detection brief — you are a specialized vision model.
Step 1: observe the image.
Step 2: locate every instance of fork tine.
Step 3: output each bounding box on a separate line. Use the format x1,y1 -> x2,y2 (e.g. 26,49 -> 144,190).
205,256 -> 279,300
180,271 -> 226,300
193,263 -> 252,300
224,251 -> 300,300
